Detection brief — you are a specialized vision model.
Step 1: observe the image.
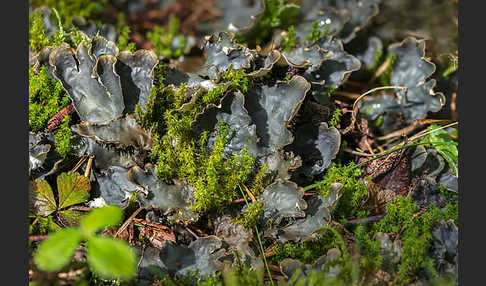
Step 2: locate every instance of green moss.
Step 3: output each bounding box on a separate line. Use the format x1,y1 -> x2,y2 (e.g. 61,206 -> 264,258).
250,164 -> 267,196
326,85 -> 336,98
281,25 -> 296,53
115,13 -> 136,52
236,0 -> 300,46
220,66 -> 250,94
233,200 -> 265,229
191,124 -> 254,212
54,115 -> 72,158
318,163 -> 368,224
378,53 -> 397,86
354,225 -> 382,274
329,108 -> 342,127
29,10 -> 51,52
29,66 -> 70,132
306,20 -> 330,43
30,0 -> 107,24
272,231 -> 336,264
147,17 -> 186,59
374,196 -> 456,284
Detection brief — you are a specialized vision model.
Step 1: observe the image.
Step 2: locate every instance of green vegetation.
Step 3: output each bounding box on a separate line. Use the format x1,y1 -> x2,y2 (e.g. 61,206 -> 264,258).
115,13 -> 136,52
30,0 -> 107,24
29,66 -> 71,132
306,20 -> 331,42
329,108 -> 342,127
374,196 -> 458,284
233,200 -> 265,229
317,162 -> 368,224
273,235 -> 336,264
30,172 -> 90,225
147,17 -> 186,59
136,63 -> 256,212
281,25 -> 296,53
422,125 -> 458,176
236,0 -> 300,46
378,53 -> 397,86
354,225 -> 382,274
54,115 -> 72,158
29,10 -> 50,52
34,205 -> 137,280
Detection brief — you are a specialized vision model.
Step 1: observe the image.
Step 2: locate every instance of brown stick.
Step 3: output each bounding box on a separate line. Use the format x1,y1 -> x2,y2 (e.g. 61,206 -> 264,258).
116,206 -> 144,238
84,156 -> 94,178
29,235 -> 48,241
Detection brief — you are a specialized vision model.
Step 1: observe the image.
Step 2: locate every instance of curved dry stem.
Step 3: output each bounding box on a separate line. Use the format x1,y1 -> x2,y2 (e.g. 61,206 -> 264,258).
342,85 -> 408,135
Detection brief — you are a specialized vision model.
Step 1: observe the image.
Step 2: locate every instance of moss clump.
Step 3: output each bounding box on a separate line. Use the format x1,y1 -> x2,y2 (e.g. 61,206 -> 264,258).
374,196 -> 458,284
378,53 -> 397,86
236,0 -> 300,46
147,17 -> 186,59
29,67 -> 70,132
54,115 -> 72,158
306,20 -> 330,42
191,124 -> 254,211
29,10 -> 51,52
116,13 -> 136,52
30,0 -> 107,24
318,163 -> 368,224
220,66 -> 250,94
272,231 -> 336,264
329,108 -> 342,127
233,200 -> 265,229
281,25 -> 296,53
354,225 -> 382,275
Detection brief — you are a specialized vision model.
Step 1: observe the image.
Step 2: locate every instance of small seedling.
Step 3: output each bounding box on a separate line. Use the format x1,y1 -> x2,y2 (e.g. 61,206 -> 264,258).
34,205 -> 137,280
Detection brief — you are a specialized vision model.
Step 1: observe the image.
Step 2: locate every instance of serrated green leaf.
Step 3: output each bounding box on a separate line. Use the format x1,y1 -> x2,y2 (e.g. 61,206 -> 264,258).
30,179 -> 57,217
80,206 -> 123,236
34,227 -> 84,272
426,125 -> 458,176
86,236 -> 137,280
57,172 -> 90,209
58,210 -> 85,227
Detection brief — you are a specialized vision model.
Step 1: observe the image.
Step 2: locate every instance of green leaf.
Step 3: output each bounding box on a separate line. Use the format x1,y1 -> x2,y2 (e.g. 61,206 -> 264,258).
58,210 -> 85,227
57,172 -> 90,209
425,125 -> 458,175
86,236 -> 137,280
30,179 -> 57,217
80,206 -> 123,236
34,228 -> 84,271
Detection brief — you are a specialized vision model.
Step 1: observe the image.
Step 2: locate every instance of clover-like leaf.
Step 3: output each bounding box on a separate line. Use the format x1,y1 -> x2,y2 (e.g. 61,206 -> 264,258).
198,32 -> 254,80
80,205 -> 123,236
259,180 -> 307,225
115,50 -> 158,113
245,75 -> 310,153
34,227 -> 84,272
93,166 -> 139,207
57,171 -> 91,210
288,122 -> 341,177
74,114 -> 153,151
30,179 -> 57,217
86,236 -> 137,280
50,38 -> 124,124
127,163 -> 198,222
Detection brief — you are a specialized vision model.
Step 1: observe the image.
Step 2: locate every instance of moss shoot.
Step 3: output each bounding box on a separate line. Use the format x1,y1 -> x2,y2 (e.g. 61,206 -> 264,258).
29,67 -> 71,132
